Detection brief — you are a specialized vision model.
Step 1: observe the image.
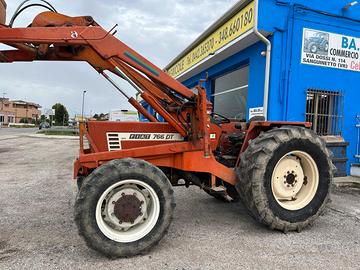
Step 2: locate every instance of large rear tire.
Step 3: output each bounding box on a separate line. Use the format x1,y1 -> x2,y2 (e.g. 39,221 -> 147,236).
236,126 -> 333,232
74,158 -> 175,258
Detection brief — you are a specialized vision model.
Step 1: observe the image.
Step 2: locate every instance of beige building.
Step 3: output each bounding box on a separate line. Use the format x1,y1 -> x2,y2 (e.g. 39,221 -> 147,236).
0,98 -> 41,124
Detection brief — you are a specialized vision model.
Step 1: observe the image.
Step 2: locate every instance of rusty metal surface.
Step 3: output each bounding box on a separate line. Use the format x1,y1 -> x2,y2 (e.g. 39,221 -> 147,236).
113,195 -> 142,224
31,11 -> 95,27
0,0 -> 6,25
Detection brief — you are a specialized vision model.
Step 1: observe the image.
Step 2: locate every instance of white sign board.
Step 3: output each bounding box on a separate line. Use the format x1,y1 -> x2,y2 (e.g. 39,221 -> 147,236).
249,107 -> 264,119
110,110 -> 139,122
43,108 -> 55,116
301,28 -> 360,72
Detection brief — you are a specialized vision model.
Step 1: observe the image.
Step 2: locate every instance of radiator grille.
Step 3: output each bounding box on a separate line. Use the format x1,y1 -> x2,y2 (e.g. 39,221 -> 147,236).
107,133 -> 121,151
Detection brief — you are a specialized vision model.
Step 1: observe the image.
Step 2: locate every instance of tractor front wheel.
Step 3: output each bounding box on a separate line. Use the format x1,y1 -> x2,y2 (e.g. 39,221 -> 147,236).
309,43 -> 318,53
74,158 -> 175,258
236,126 -> 333,232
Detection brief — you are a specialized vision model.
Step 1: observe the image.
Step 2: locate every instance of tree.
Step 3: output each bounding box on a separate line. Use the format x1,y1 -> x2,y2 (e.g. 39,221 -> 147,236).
19,118 -> 29,124
92,113 -> 108,121
52,103 -> 69,126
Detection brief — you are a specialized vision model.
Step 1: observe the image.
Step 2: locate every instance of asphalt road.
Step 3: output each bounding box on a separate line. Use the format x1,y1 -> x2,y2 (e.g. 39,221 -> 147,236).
0,127 -> 38,136
0,129 -> 359,269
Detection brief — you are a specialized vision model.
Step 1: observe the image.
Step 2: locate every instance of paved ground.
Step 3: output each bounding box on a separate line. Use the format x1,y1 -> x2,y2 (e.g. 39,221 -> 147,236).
0,128 -> 359,269
0,127 -> 38,137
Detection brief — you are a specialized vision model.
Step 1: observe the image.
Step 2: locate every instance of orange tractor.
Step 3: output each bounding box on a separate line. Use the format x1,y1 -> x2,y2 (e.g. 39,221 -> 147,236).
0,1 -> 333,258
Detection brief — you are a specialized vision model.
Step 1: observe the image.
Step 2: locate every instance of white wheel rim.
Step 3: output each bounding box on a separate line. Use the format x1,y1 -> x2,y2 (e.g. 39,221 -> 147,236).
95,179 -> 160,243
271,151 -> 319,211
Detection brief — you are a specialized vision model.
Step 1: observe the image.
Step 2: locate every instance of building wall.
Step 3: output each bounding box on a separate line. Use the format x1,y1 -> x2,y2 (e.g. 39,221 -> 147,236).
0,111 -> 15,124
0,99 -> 41,123
182,41 -> 266,118
176,0 -> 360,173
260,1 -> 360,172
0,99 -> 14,124
11,104 -> 41,123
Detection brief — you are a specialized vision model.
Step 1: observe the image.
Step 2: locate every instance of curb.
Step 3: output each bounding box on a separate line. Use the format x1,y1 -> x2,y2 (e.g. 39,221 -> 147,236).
26,134 -> 79,140
334,176 -> 360,189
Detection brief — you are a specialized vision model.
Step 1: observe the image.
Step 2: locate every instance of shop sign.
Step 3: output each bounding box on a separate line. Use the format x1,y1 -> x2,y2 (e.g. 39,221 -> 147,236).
167,1 -> 255,78
301,28 -> 360,72
249,107 -> 264,119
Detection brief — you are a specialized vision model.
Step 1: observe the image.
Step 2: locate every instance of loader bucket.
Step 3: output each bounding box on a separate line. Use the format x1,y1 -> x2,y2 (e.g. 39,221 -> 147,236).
0,0 -> 6,25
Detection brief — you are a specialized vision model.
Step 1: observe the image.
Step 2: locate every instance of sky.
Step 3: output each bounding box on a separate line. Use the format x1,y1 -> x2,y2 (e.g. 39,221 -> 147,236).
0,0 -> 238,117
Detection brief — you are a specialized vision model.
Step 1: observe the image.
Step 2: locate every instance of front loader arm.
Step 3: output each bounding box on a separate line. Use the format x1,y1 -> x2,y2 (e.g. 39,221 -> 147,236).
0,11 -> 201,137
0,11 -> 196,99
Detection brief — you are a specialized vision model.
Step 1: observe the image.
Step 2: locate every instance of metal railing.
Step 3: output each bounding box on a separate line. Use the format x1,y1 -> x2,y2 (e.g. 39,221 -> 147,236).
305,89 -> 344,136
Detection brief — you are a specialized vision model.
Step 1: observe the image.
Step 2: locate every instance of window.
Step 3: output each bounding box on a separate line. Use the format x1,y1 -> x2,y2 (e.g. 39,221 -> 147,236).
8,116 -> 14,123
305,89 -> 344,136
0,115 -> 4,123
212,66 -> 249,120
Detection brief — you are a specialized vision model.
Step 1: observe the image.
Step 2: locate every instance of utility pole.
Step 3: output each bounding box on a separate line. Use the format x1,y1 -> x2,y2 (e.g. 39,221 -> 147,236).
81,90 -> 87,121
1,92 -> 6,110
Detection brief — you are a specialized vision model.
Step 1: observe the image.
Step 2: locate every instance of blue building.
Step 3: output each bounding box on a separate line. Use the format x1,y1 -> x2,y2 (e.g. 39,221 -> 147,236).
147,0 -> 360,176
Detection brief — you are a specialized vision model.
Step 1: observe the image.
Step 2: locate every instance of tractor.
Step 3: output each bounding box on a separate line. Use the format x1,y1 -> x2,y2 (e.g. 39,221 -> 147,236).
305,32 -> 329,54
0,1 -> 333,258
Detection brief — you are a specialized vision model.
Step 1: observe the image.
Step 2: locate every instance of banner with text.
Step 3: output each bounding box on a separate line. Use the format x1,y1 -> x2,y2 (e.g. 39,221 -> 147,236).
167,1 -> 255,78
301,28 -> 360,72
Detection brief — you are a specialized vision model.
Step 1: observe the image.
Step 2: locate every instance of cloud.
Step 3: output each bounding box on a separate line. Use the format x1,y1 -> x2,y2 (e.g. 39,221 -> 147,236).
1,0 -> 238,116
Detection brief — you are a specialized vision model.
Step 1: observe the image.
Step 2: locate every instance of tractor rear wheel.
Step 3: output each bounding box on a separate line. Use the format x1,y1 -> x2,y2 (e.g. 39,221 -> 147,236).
236,126 -> 333,232
74,158 -> 175,258
76,176 -> 85,190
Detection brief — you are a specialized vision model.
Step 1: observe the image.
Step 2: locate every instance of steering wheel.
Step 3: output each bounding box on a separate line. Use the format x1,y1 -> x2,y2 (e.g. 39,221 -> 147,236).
211,113 -> 231,124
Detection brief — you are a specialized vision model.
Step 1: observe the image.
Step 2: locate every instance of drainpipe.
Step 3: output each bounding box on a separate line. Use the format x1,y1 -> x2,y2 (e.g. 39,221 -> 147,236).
253,0 -> 272,120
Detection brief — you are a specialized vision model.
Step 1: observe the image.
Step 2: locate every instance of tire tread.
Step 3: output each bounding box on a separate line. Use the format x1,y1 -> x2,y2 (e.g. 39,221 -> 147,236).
236,126 -> 333,232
